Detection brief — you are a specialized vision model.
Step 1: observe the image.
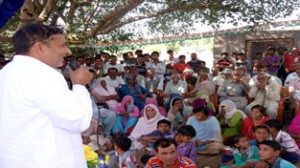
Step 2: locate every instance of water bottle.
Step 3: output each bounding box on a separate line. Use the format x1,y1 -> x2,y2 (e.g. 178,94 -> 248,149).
97,156 -> 108,168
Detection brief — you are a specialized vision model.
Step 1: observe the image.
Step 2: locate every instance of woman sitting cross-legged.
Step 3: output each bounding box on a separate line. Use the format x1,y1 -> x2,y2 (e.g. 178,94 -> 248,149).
217,100 -> 247,142
112,95 -> 139,135
129,104 -> 165,150
186,106 -> 224,155
167,96 -> 193,130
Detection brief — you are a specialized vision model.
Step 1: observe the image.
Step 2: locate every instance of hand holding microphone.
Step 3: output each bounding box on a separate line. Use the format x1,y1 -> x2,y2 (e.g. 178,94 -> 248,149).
69,61 -> 93,86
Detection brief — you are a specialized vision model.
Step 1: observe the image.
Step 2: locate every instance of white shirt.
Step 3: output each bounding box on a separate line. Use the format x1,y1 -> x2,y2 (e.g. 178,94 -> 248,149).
103,63 -> 124,74
285,72 -> 300,100
104,76 -> 125,88
164,57 -> 178,65
274,131 -> 300,154
249,75 -> 282,86
146,61 -> 166,79
0,56 -> 93,168
164,80 -> 187,95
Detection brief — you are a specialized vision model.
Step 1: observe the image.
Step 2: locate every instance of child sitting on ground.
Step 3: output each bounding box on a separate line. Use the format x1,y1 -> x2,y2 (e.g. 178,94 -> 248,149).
256,140 -> 296,168
114,134 -> 137,168
265,119 -> 300,163
175,125 -> 197,163
139,119 -> 173,148
221,135 -> 259,168
249,125 -> 271,147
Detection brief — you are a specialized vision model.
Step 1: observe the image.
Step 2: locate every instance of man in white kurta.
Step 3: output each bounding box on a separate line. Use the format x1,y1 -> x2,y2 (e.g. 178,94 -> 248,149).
245,72 -> 280,119
285,69 -> 300,100
0,24 -> 93,168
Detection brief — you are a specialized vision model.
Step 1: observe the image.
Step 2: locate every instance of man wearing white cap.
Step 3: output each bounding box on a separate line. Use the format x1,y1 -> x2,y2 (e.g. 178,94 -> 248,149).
183,68 -> 197,92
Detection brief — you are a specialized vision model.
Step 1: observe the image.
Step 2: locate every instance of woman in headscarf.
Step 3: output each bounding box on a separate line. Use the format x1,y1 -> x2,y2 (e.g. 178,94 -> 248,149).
140,98 -> 167,117
217,100 -> 247,141
167,97 -> 193,130
112,95 -> 140,135
183,68 -> 198,92
129,104 -> 165,149
119,74 -> 151,110
288,110 -> 300,148
92,78 -> 119,110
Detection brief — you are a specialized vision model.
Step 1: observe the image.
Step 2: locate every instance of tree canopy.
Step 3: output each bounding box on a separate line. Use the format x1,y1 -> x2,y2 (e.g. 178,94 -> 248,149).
0,0 -> 299,42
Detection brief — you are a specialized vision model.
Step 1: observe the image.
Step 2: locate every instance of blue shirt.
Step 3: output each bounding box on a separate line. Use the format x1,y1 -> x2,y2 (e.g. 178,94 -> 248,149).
186,116 -> 222,142
270,157 -> 296,168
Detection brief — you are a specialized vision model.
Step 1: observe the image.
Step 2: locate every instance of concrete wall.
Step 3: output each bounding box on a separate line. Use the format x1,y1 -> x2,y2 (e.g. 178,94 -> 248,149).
213,30 -> 300,63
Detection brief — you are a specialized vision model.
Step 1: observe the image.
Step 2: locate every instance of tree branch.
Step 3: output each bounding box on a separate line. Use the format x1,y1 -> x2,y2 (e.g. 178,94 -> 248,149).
50,0 -> 68,26
18,0 -> 36,28
78,6 -> 87,31
87,0 -> 145,37
98,2 -> 221,35
33,0 -> 43,14
86,0 -> 101,24
65,0 -> 79,33
37,0 -> 58,23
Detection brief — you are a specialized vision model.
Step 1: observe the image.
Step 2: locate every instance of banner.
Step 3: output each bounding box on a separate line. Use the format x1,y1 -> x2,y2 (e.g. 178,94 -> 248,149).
0,0 -> 25,29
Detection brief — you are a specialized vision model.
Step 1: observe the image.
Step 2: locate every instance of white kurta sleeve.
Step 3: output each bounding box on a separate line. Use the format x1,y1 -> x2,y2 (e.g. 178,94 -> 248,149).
264,82 -> 280,101
35,75 -> 93,133
248,84 -> 259,98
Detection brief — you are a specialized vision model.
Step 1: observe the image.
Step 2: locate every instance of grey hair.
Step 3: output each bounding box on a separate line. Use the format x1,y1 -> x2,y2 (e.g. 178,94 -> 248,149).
258,72 -> 271,78
171,72 -> 180,78
147,67 -> 155,73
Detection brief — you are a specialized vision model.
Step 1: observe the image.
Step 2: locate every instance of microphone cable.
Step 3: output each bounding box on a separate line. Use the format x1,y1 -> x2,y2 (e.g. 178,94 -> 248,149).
94,96 -> 102,154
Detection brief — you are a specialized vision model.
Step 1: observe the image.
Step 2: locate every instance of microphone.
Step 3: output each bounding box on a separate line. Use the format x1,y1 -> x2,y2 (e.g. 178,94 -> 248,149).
69,61 -> 81,71
68,61 -> 91,92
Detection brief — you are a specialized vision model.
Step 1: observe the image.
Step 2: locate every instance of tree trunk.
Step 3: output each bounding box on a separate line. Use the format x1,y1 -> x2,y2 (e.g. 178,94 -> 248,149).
18,0 -> 35,29
37,0 -> 58,23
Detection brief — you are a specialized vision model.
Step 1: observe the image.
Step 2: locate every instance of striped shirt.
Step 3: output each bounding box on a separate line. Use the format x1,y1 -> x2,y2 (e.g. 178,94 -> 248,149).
145,156 -> 196,168
275,130 -> 300,155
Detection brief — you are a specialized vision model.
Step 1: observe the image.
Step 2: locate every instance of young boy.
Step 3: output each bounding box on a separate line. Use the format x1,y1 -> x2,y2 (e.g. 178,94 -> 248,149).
174,125 -> 197,163
265,119 -> 300,163
139,119 -> 173,148
256,140 -> 296,168
114,134 -> 137,168
249,125 -> 271,147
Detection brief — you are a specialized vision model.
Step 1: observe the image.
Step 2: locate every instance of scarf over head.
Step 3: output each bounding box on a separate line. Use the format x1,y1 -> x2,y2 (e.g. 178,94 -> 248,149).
140,98 -> 167,117
94,77 -> 116,95
117,95 -> 134,113
130,104 -> 165,139
219,100 -> 247,123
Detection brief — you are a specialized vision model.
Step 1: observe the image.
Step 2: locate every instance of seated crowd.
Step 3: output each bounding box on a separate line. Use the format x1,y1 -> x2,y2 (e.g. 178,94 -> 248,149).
2,47 -> 300,168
